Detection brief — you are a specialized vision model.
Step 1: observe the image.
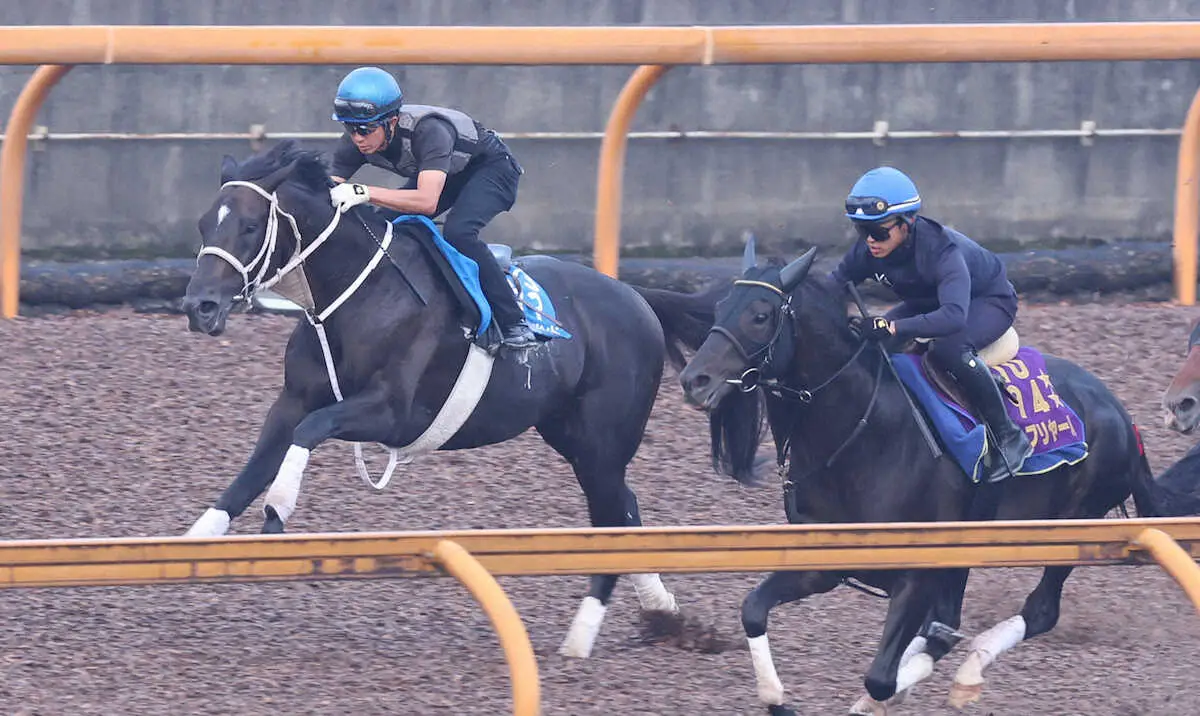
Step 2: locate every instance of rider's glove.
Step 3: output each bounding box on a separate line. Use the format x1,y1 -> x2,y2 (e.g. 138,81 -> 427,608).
849,315 -> 894,343
330,182 -> 371,211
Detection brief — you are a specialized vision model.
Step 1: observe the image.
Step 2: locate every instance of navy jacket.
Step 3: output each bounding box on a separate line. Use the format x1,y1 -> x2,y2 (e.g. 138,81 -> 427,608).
829,216 -> 1016,340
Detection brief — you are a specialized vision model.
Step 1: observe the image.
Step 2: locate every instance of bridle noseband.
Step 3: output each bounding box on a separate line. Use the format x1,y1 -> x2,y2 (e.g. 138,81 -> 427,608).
196,180 -> 303,303
712,277 -> 871,404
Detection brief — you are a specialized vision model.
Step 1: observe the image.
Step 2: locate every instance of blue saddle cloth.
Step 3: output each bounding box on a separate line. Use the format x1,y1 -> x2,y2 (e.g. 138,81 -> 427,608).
391,215 -> 571,341
891,347 -> 1089,483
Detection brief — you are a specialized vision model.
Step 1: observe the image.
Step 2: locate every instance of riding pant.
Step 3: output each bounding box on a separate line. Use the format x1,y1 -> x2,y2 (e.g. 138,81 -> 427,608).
887,294 -> 1017,372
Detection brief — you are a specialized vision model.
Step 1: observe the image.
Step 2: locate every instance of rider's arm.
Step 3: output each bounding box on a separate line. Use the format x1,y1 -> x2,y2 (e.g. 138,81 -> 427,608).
891,247 -> 970,340
356,118 -> 455,216
828,241 -> 871,286
361,171 -> 447,216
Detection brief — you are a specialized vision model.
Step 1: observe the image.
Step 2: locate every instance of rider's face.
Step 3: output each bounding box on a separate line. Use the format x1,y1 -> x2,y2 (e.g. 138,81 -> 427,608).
348,121 -> 388,154
855,218 -> 908,258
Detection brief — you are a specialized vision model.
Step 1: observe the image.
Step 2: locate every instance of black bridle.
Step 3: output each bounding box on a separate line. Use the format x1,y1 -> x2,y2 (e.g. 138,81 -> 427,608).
707,277 -> 884,473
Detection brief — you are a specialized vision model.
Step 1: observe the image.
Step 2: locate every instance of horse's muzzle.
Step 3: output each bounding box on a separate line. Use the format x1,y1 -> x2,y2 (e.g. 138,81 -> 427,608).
181,296 -> 230,336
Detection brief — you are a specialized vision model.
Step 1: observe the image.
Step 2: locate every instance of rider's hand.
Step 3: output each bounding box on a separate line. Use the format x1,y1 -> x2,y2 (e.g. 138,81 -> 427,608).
849,315 -> 895,343
330,182 -> 371,210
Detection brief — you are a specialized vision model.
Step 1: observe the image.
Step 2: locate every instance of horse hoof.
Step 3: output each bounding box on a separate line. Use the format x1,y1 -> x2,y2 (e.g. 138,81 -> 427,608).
947,681 -> 983,709
261,506 -> 285,534
849,693 -> 888,715
767,704 -> 797,716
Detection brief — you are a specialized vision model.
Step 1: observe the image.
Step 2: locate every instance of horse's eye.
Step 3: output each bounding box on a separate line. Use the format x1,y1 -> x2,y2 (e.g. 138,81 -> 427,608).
242,223 -> 259,235
753,312 -> 770,325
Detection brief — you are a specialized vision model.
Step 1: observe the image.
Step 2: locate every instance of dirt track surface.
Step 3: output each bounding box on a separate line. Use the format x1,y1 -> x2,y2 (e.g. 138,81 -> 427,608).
2,299 -> 1200,716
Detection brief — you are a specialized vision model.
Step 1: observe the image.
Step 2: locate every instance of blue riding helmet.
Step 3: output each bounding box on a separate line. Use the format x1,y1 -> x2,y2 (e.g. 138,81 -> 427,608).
844,166 -> 922,221
331,67 -> 404,124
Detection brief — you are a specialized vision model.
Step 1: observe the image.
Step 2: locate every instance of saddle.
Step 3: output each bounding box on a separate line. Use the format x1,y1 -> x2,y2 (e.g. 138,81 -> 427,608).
905,326 -> 1021,413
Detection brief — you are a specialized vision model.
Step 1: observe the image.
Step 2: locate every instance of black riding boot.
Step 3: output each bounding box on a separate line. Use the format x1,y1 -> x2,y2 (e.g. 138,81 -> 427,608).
475,259 -> 536,350
951,351 -> 1033,483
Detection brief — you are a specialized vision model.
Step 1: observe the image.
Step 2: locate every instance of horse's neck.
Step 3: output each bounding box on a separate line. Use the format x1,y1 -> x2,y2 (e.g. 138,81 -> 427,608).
783,312 -> 889,455
288,206 -> 437,325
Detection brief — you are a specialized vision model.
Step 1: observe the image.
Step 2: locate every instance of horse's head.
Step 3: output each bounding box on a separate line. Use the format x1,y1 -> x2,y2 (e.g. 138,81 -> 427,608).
678,237 -> 816,411
182,140 -> 328,335
1163,316 -> 1200,433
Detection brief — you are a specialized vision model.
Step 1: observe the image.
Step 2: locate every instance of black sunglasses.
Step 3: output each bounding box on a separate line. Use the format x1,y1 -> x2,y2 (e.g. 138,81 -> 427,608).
853,219 -> 901,242
343,121 -> 383,136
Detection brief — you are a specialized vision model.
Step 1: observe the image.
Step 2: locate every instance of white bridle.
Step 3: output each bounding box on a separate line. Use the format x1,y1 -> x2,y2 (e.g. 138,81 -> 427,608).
195,178 -> 404,490
195,179 -> 392,323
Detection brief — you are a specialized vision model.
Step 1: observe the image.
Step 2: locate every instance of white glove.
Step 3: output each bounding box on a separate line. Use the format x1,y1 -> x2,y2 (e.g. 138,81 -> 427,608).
330,182 -> 371,210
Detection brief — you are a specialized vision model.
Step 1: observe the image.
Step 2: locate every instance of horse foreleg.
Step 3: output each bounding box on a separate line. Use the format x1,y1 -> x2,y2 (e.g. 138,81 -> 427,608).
184,391 -> 307,537
261,389 -> 396,534
740,570 -> 841,715
854,568 -> 970,712
852,571 -> 936,715
949,565 -> 1072,709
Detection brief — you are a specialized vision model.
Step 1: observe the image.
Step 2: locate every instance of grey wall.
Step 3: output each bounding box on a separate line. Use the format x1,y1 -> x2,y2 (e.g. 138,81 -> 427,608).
3,0 -> 1200,260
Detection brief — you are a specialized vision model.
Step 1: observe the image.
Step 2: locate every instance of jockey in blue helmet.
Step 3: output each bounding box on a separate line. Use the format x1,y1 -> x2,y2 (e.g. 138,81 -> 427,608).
830,166 -> 1033,482
328,66 -> 535,349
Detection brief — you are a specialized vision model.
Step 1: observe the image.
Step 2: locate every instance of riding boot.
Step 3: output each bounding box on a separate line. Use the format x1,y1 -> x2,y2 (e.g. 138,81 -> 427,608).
473,252 -> 536,349
950,351 -> 1034,483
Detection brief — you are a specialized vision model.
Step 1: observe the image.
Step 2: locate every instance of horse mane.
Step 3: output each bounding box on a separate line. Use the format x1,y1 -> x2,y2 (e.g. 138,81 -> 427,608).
794,271 -> 857,345
236,139 -> 332,195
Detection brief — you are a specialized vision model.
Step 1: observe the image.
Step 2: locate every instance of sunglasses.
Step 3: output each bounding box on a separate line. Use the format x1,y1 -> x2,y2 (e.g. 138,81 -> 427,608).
853,219 -> 901,242
343,121 -> 383,136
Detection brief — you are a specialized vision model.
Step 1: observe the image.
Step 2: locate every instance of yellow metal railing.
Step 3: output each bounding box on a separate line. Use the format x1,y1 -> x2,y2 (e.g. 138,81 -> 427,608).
9,23 -> 1200,316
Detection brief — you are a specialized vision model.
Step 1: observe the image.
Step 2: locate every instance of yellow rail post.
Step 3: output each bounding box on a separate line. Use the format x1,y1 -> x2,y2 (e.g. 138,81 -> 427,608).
432,540 -> 540,716
593,64 -> 668,278
0,64 -> 72,319
1174,86 -> 1200,307
1135,527 -> 1200,614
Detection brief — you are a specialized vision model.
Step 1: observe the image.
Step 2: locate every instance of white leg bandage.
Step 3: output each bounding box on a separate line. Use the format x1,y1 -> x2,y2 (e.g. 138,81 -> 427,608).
748,634 -> 785,705
558,596 -> 607,658
185,508 -> 231,537
954,615 -> 1027,687
899,634 -> 927,667
263,445 -> 310,524
630,573 -> 678,613
895,652 -> 934,693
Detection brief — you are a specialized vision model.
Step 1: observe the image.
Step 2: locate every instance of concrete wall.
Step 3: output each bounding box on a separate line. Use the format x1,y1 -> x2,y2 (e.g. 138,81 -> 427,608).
3,0 -> 1199,260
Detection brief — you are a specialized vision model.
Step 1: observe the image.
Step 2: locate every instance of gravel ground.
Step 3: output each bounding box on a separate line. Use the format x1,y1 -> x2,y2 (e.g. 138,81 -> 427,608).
1,297 -> 1199,716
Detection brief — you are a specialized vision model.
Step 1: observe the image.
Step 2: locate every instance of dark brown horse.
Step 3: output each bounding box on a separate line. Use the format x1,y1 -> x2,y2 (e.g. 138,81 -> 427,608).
673,239 -> 1200,715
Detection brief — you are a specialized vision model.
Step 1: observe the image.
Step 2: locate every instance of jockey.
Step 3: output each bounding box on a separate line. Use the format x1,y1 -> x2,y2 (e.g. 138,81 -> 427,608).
830,166 -> 1033,482
327,66 -> 536,349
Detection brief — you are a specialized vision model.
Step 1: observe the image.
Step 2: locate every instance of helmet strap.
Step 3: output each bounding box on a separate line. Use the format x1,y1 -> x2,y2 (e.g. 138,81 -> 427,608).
381,115 -> 398,148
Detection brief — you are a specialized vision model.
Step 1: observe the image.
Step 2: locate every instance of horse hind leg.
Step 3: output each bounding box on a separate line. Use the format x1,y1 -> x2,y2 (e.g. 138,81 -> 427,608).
538,405 -> 677,658
555,465 -> 678,658
948,565 -> 1072,708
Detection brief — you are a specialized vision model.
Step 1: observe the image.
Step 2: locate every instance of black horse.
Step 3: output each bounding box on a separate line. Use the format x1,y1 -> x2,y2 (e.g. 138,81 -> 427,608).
674,240 -> 1200,715
178,139 -> 726,659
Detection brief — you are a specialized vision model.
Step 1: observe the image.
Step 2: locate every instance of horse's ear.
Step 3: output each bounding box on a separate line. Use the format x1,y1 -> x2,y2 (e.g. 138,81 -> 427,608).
742,234 -> 758,275
260,159 -> 301,192
779,247 -> 818,293
220,155 -> 237,184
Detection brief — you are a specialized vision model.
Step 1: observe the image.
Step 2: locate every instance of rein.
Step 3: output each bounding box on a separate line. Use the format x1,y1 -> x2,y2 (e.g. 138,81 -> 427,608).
711,277 -> 886,503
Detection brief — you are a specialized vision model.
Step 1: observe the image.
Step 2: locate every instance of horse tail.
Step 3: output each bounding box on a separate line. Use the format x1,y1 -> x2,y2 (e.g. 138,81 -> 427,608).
1134,438 -> 1200,517
632,281 -> 730,373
